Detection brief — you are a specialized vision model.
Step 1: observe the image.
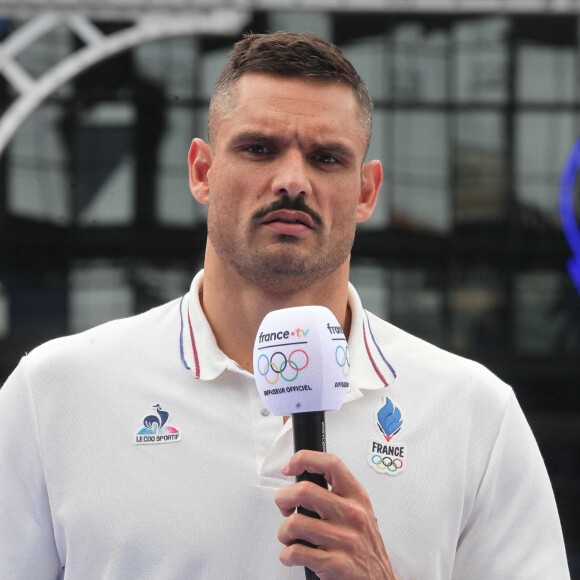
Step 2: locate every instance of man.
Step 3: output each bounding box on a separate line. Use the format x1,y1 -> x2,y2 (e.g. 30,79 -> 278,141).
0,32 -> 569,579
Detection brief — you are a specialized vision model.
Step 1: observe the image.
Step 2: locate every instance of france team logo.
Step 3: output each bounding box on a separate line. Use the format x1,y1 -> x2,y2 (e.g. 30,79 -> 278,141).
368,397 -> 407,475
377,397 -> 403,441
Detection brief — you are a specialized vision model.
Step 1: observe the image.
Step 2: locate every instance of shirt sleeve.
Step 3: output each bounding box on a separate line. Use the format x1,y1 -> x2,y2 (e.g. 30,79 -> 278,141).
0,359 -> 62,579
452,390 -> 570,580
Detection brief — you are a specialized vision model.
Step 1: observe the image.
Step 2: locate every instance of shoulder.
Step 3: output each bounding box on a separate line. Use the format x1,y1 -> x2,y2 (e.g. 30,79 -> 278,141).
23,296 -> 183,386
363,312 -> 522,484
365,309 -> 512,411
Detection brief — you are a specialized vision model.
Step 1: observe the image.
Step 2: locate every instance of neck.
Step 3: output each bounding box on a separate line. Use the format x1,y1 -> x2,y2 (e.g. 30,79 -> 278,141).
200,246 -> 352,373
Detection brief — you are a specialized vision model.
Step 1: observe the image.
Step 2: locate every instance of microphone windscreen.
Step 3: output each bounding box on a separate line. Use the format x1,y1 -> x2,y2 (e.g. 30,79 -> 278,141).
253,306 -> 350,415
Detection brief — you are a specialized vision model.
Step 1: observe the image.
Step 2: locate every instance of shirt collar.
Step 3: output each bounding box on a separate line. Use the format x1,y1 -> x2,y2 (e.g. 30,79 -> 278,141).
345,282 -> 397,401
179,270 -> 398,395
179,270 -> 232,381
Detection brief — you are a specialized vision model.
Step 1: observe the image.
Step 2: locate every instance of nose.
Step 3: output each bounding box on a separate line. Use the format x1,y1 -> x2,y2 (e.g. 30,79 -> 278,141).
271,150 -> 312,199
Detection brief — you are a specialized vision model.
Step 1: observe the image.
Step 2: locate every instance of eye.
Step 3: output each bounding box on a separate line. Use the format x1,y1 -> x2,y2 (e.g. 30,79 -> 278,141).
247,144 -> 271,155
314,153 -> 338,165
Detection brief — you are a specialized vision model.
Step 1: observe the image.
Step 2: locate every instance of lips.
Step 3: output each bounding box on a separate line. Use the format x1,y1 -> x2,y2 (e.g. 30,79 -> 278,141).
260,210 -> 314,229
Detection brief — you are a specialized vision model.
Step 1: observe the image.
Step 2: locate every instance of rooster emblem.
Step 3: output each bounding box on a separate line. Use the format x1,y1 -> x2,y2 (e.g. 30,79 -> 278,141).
137,404 -> 179,435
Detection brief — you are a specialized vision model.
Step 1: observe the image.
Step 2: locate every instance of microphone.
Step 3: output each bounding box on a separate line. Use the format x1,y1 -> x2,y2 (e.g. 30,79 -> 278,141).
253,306 -> 350,580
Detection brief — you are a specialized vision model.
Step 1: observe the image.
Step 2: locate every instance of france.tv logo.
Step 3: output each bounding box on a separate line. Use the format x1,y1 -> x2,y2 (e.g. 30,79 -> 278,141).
258,327 -> 309,344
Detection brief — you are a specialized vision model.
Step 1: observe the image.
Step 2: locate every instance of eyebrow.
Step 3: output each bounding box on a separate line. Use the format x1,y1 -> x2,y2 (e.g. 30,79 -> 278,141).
230,132 -> 278,147
229,131 -> 357,160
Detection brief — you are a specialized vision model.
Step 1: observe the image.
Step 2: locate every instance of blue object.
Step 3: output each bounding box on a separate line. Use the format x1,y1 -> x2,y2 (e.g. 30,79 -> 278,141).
377,398 -> 403,439
559,136 -> 580,296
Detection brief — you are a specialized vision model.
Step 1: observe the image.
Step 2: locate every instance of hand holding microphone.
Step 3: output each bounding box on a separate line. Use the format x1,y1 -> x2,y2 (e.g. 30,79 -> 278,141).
253,306 -> 399,580
253,306 -> 350,579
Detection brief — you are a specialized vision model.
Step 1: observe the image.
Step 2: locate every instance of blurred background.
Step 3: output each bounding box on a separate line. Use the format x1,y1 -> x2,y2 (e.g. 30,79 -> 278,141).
0,0 -> 579,573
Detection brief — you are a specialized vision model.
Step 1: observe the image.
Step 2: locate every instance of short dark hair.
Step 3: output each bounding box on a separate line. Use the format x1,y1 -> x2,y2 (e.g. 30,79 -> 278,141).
208,31 -> 373,149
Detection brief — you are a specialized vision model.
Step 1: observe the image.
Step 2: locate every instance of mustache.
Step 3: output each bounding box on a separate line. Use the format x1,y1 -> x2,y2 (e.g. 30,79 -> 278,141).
252,194 -> 323,227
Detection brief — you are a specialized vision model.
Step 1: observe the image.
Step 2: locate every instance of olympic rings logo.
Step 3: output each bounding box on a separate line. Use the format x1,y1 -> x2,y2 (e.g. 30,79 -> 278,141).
257,350 -> 309,384
371,454 -> 403,472
335,345 -> 350,377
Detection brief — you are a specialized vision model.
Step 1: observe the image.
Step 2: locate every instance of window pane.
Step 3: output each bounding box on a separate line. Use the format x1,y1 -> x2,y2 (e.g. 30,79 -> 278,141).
157,107 -> 196,226
517,44 -> 575,104
390,269 -> 445,347
359,110 -> 390,230
515,271 -> 579,353
515,112 -> 576,225
268,12 -> 332,38
394,23 -> 447,103
17,21 -> 72,99
449,267 -> 504,352
453,17 -> 509,104
134,37 -> 197,100
349,263 -> 388,320
131,263 -> 194,309
69,261 -> 133,333
70,104 -> 136,226
454,112 -> 507,224
8,104 -> 70,224
200,48 -> 229,99
343,34 -> 390,102
392,112 -> 450,232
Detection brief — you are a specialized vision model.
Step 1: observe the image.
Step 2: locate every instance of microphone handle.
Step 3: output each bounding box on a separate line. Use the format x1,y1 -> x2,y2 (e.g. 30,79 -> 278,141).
292,411 -> 327,580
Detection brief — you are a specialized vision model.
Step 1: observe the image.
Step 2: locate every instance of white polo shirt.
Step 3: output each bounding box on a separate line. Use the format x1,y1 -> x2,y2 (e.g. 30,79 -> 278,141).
0,270 -> 569,579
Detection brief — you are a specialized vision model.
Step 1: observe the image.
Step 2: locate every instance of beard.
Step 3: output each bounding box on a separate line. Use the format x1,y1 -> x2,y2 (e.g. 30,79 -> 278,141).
207,194 -> 355,294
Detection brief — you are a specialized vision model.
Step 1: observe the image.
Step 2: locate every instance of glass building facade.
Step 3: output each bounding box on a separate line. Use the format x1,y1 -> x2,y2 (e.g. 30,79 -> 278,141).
0,10 -> 579,568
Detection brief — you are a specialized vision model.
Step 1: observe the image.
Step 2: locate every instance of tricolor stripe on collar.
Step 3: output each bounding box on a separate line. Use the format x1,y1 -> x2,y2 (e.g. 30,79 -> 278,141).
178,292 -> 396,387
179,294 -> 200,379
362,309 -> 397,386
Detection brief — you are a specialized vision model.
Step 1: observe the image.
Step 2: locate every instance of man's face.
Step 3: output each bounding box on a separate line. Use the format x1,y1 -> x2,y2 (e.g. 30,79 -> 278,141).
199,72 -> 378,293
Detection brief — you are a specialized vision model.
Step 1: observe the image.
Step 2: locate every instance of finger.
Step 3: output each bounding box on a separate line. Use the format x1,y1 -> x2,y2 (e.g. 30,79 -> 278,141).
280,542 -> 349,579
277,512 -> 326,547
275,480 -> 344,520
276,481 -> 383,555
281,542 -> 396,580
279,542 -> 322,571
277,511 -> 355,550
282,450 -> 366,500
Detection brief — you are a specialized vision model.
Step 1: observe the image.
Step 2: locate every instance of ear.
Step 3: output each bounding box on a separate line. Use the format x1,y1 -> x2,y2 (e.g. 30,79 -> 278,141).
356,160 -> 382,223
188,138 -> 213,205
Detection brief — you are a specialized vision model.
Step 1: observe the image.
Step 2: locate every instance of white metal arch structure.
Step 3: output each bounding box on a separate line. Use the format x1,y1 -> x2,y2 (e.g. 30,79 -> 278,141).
0,0 -> 577,158
0,9 -> 250,157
